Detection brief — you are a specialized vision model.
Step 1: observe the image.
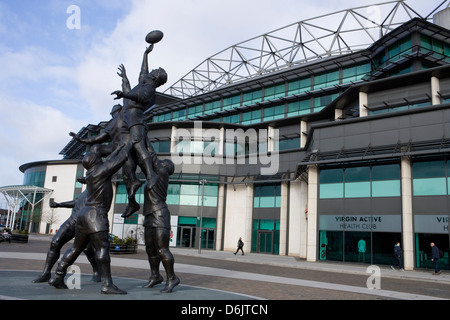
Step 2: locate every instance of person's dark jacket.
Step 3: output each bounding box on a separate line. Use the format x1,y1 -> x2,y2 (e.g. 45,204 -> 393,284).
394,245 -> 403,258
432,245 -> 440,259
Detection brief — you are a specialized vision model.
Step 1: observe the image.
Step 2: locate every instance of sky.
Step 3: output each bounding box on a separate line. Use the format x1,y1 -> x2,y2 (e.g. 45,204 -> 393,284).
0,0 -> 445,203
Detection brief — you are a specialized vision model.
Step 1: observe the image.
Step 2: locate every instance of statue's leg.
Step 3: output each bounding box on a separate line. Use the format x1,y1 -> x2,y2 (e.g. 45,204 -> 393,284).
32,221 -> 75,283
90,231 -> 126,294
155,228 -> 180,293
143,226 -> 163,288
49,231 -> 89,289
130,125 -> 158,189
83,241 -> 101,282
121,150 -> 141,218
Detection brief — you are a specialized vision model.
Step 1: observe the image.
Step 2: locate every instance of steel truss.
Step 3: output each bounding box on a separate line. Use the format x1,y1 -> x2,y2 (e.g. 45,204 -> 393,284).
165,0 -> 450,99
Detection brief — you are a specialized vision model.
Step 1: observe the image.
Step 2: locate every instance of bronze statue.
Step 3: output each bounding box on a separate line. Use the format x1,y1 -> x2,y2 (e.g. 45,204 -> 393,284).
142,151 -> 179,293
69,102 -> 142,218
111,43 -> 168,197
32,190 -> 100,283
49,143 -> 131,294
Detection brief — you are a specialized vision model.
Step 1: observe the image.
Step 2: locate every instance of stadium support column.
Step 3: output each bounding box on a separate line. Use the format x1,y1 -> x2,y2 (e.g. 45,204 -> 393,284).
279,181 -> 288,256
359,91 -> 368,117
300,120 -> 307,148
401,156 -> 414,271
244,184 -> 254,250
307,165 -> 318,262
215,184 -> 225,251
170,126 -> 177,152
431,76 -> 441,106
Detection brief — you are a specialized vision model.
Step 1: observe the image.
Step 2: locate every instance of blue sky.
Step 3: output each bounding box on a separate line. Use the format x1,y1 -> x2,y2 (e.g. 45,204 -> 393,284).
0,0 -> 445,203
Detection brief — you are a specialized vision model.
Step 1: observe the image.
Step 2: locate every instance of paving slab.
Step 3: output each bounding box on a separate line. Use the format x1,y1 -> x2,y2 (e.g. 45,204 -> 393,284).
0,270 -> 260,301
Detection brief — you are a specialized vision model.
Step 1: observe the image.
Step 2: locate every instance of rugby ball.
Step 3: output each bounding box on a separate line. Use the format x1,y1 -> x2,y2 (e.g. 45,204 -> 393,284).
145,30 -> 164,44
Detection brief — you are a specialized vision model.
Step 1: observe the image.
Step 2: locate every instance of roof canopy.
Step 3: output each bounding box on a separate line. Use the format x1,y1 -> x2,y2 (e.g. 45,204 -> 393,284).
165,0 -> 450,99
0,185 -> 53,230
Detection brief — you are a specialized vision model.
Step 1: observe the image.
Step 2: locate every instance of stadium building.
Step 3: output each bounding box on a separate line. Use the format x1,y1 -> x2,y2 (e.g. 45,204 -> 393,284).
9,1 -> 450,270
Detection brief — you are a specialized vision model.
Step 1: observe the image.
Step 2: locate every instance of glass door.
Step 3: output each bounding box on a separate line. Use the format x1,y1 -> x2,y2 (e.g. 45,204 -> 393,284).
201,228 -> 215,250
257,231 -> 273,254
177,227 -> 196,248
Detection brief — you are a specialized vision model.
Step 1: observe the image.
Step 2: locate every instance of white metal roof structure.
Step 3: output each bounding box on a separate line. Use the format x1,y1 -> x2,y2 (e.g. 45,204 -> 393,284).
0,185 -> 53,231
165,0 -> 450,99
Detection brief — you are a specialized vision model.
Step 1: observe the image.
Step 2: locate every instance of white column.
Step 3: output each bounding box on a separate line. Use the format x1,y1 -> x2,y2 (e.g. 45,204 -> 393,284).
244,184 -> 254,247
359,91 -> 368,117
279,182 -> 289,256
215,184 -> 225,251
401,156 -> 414,271
307,165 -> 318,262
170,126 -> 177,152
431,76 -> 441,106
288,179 -> 308,258
300,120 -> 308,148
218,127 -> 225,155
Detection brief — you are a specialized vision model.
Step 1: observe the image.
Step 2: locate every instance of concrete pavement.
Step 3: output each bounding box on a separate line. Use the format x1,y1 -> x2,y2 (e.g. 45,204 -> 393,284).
0,234 -> 449,300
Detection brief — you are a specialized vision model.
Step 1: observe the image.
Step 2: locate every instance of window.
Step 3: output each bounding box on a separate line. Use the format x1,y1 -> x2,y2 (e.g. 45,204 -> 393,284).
172,108 -> 186,121
204,100 -> 221,114
221,114 -> 240,124
413,160 -> 447,196
153,112 -> 171,122
372,164 -> 401,197
115,182 -> 144,205
314,70 -> 339,90
223,95 -> 241,111
264,83 -> 285,101
187,104 -> 203,118
167,183 -> 218,207
320,168 -> 344,199
52,176 -> 57,182
319,164 -> 401,199
342,63 -> 371,84
254,184 -> 281,208
150,140 -> 171,153
241,109 -> 261,125
23,168 -> 46,187
288,77 -> 311,96
276,137 -> 300,151
242,90 -> 262,106
287,99 -> 311,117
263,105 -> 285,122
314,93 -> 338,112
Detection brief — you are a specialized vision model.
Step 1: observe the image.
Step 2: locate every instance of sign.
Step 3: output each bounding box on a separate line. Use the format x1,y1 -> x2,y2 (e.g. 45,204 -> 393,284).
319,215 -> 401,232
414,215 -> 450,234
170,215 -> 178,247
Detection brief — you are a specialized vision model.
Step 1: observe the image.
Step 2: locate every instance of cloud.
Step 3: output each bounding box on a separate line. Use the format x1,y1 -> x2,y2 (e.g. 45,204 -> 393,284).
0,94 -> 84,186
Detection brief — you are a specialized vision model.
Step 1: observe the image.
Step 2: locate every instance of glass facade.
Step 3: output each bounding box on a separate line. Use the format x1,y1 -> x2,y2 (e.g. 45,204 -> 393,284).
319,163 -> 401,199
149,59 -> 371,125
412,158 -> 450,270
252,184 -> 281,254
21,167 -> 47,232
319,163 -> 402,265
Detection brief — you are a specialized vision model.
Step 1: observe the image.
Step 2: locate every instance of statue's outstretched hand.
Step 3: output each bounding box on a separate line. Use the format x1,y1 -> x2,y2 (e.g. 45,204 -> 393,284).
117,64 -> 127,78
69,132 -> 82,142
145,44 -> 154,54
111,90 -> 124,100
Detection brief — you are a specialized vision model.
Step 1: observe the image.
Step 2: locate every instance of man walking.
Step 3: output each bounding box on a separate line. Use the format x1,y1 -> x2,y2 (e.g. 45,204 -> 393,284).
431,242 -> 442,275
234,237 -> 244,255
390,242 -> 404,271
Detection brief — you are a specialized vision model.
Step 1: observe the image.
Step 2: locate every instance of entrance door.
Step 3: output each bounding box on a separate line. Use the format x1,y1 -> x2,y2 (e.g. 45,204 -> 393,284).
257,231 -> 273,254
178,227 -> 196,248
201,228 -> 215,250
